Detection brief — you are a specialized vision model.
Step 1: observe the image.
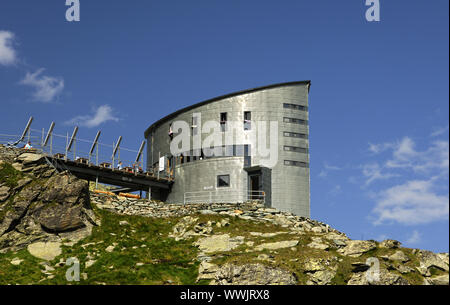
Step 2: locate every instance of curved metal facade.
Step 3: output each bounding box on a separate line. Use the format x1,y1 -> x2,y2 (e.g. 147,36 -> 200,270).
145,81 -> 311,217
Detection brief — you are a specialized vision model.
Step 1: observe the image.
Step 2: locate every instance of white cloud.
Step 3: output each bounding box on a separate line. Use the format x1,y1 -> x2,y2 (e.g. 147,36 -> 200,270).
362,163 -> 398,185
329,185 -> 342,196
0,30 -> 16,66
372,179 -> 449,225
385,138 -> 449,174
368,137 -> 449,175
368,142 -> 395,154
406,230 -> 421,244
431,125 -> 449,137
65,105 -> 119,128
20,68 -> 64,102
319,162 -> 341,178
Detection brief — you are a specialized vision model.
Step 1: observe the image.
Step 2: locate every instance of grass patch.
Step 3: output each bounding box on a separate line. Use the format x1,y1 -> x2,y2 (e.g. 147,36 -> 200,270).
0,208 -> 202,285
0,163 -> 24,188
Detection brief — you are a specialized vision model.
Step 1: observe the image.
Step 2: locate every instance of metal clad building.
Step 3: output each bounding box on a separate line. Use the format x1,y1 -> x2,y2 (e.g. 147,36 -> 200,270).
144,81 -> 311,217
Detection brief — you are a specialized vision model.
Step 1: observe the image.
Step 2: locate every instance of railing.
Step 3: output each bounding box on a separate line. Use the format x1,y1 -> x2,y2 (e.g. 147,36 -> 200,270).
183,189 -> 265,205
0,129 -> 174,180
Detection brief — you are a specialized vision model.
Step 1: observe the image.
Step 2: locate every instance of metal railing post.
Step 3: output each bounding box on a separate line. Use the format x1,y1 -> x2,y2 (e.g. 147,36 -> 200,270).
65,132 -> 68,161
112,141 -> 115,170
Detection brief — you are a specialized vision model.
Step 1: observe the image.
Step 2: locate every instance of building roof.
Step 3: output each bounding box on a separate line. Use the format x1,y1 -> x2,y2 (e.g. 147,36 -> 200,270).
144,80 -> 311,138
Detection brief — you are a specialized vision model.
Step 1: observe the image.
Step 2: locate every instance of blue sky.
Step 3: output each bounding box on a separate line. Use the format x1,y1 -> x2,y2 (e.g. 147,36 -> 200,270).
0,1 -> 448,252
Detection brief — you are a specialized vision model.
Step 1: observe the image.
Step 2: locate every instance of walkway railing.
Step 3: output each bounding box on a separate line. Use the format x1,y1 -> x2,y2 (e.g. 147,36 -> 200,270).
183,190 -> 265,205
0,122 -> 174,181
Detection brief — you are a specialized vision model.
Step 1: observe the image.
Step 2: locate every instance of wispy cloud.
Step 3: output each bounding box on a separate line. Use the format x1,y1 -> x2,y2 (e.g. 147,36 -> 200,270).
406,230 -> 422,244
385,138 -> 449,174
362,163 -> 398,185
0,30 -> 16,66
318,162 -> 342,178
20,68 -> 64,103
372,179 -> 449,225
431,125 -> 449,137
329,185 -> 342,196
65,105 -> 119,128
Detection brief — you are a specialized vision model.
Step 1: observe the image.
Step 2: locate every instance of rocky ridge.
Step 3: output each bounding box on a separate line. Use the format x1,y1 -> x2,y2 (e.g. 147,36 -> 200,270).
0,146 -> 99,253
92,192 -> 449,285
1,146 -> 449,285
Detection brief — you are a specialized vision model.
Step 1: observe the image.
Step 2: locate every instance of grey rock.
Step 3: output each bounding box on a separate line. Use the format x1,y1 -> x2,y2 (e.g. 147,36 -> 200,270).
211,263 -> 296,285
379,239 -> 402,249
389,250 -> 410,262
337,240 -> 376,257
255,240 -> 299,251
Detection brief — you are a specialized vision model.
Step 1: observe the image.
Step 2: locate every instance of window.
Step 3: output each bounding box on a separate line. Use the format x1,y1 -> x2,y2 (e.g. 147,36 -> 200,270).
244,144 -> 251,167
217,174 -> 230,187
220,112 -> 227,132
168,123 -> 173,140
244,111 -> 251,130
283,103 -> 308,111
284,160 -> 309,168
192,116 -> 198,135
283,117 -> 307,125
283,131 -> 308,139
284,146 -> 308,153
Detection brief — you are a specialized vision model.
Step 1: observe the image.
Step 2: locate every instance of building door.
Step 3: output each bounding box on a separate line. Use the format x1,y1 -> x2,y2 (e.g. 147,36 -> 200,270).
249,173 -> 262,200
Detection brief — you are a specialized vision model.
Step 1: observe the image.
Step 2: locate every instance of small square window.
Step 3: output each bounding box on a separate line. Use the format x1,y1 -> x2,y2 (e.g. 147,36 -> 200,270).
217,174 -> 230,187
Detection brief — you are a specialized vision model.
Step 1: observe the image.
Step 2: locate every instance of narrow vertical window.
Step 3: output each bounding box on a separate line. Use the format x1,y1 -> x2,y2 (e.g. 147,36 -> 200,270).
220,112 -> 227,132
244,111 -> 251,130
192,115 -> 198,135
168,123 -> 173,140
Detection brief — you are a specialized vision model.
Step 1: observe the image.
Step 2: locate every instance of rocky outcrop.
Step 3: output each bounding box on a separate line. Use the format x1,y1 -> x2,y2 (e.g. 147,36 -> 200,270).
210,263 -> 297,285
194,234 -> 245,254
0,148 -> 98,253
337,240 -> 377,257
347,268 -> 409,285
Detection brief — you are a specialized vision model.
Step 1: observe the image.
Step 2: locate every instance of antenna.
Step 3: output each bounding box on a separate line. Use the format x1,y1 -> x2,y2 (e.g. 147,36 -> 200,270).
135,140 -> 146,163
42,122 -> 55,147
66,126 -> 78,151
89,131 -> 101,155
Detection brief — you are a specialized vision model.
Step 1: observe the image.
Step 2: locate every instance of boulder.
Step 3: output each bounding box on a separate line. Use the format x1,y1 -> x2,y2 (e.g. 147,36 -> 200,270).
337,240 -> 376,257
306,270 -> 336,285
0,185 -> 10,201
0,165 -> 94,252
307,237 -> 330,250
304,258 -> 326,272
389,250 -> 410,262
27,241 -> 62,261
416,250 -> 449,276
424,274 -> 449,285
197,261 -> 220,281
16,153 -> 45,166
324,232 -> 348,248
255,240 -> 299,251
347,269 -> 409,285
379,239 -> 401,249
211,263 -> 296,285
194,234 -> 244,253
